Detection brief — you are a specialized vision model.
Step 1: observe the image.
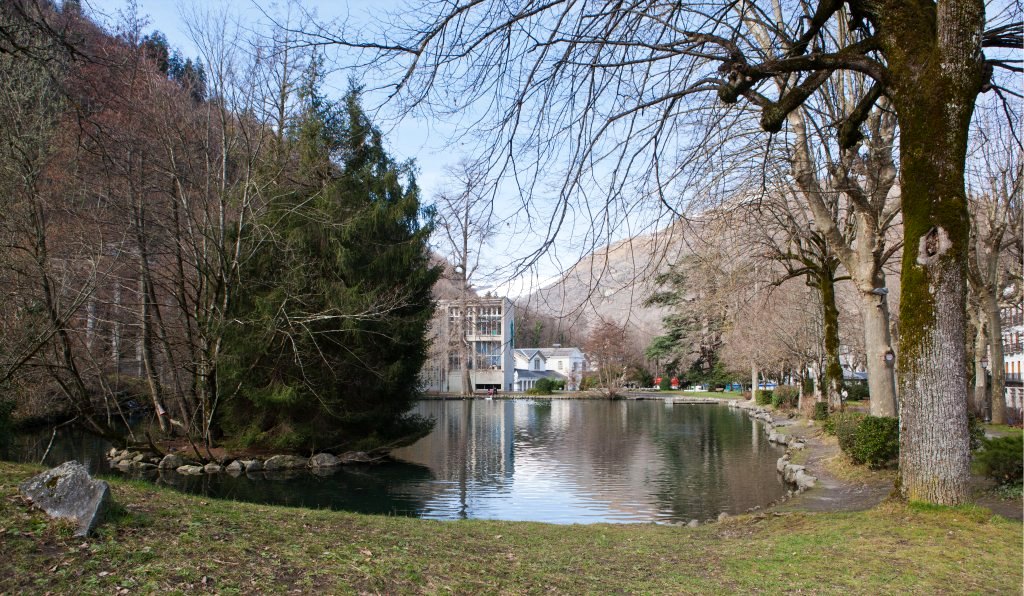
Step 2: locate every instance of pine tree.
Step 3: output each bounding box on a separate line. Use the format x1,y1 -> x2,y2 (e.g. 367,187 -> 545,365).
219,76 -> 439,453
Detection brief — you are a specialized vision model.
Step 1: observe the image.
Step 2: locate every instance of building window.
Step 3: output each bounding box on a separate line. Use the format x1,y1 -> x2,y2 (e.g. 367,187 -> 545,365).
557,360 -> 563,370
474,341 -> 501,369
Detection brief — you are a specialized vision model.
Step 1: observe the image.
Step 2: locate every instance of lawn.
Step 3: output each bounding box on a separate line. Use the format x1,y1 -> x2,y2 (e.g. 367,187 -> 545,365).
1,462 -> 1020,594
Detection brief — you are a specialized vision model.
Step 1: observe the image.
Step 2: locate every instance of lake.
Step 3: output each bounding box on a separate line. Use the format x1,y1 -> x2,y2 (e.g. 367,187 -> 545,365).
5,399 -> 788,524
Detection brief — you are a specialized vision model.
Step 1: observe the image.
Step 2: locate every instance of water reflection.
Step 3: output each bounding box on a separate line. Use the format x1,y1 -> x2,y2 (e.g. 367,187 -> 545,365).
5,400 -> 786,524
389,400 -> 786,523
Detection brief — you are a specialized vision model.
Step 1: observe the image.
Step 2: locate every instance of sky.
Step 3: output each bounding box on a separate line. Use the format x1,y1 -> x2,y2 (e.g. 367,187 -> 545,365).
80,0 -> 586,297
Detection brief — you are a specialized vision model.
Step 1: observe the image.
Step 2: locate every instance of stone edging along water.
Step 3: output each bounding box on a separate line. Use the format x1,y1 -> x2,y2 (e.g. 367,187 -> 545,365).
106,449 -> 379,478
724,399 -> 818,496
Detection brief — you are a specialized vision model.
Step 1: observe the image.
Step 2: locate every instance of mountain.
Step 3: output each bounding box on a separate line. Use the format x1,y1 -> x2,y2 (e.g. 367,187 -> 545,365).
513,219 -> 704,348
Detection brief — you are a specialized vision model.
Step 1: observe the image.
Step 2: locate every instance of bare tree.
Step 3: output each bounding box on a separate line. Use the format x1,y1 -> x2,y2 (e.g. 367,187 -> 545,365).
584,320 -> 630,399
967,108 -> 1023,424
432,159 -> 496,395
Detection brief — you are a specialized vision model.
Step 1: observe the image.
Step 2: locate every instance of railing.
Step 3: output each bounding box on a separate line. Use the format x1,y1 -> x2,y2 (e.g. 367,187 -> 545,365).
1002,341 -> 1023,355
1000,309 -> 1023,329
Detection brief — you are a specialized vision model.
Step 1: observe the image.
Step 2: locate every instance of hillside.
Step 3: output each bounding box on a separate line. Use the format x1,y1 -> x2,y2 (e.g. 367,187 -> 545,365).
514,219 -> 705,347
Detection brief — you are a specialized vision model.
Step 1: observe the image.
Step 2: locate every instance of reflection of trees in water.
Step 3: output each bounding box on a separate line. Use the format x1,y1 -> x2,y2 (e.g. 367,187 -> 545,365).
5,426 -> 113,474
152,462 -> 437,516
502,400 -> 785,520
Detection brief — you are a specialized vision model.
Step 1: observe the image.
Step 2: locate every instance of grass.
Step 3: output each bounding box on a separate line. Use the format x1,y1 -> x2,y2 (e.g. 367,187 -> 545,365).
983,423 -> 1023,437
1,462 -> 1020,594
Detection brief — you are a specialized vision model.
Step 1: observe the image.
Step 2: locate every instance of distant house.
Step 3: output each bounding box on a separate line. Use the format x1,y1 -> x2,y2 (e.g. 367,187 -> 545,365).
421,296 -> 515,393
513,345 -> 587,391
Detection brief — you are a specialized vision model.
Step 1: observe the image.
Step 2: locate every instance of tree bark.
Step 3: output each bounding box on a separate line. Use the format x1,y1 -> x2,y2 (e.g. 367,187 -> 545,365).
819,271 -> 844,410
879,0 -> 986,505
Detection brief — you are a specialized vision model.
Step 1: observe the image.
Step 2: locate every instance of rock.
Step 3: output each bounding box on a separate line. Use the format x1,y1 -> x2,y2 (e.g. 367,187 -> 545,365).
131,452 -> 146,463
203,463 -> 223,474
793,469 -> 817,491
116,460 -> 133,470
263,455 -> 308,471
776,454 -> 790,473
107,447 -> 118,458
18,461 -> 111,537
136,462 -> 158,471
717,512 -> 730,522
791,440 -> 806,451
242,459 -> 263,473
687,519 -> 700,528
309,453 -> 340,468
158,454 -> 185,470
338,451 -> 373,465
176,465 -> 204,475
310,466 -> 339,478
225,460 -> 244,473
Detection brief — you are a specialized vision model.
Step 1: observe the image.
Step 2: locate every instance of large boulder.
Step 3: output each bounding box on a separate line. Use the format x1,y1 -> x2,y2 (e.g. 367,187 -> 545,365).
242,459 -> 263,473
308,453 -> 340,468
263,455 -> 308,471
158,454 -> 185,470
19,461 -> 111,537
176,465 -> 204,475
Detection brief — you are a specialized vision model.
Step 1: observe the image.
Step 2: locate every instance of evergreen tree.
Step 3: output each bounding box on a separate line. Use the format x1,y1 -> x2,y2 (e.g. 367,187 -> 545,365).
219,78 -> 439,452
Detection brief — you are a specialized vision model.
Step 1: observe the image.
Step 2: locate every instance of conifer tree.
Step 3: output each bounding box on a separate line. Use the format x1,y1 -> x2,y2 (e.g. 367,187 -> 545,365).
219,74 -> 439,452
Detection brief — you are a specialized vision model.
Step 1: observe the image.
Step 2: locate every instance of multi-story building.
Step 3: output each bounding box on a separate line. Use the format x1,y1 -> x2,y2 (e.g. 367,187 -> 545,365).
420,296 -> 515,393
1001,302 -> 1024,417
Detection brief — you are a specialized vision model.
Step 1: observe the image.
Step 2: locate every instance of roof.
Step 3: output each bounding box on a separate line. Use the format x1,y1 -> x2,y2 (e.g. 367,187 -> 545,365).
514,369 -> 567,381
519,347 -> 583,359
515,349 -> 546,361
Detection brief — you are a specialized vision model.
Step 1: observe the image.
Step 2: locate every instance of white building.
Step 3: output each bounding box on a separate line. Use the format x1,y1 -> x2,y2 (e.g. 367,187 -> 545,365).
421,296 -> 515,393
999,302 -> 1023,416
513,345 -> 587,391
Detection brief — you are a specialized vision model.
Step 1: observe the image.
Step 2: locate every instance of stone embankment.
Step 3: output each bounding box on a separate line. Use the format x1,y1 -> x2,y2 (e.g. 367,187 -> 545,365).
106,448 -> 380,478
727,399 -> 818,493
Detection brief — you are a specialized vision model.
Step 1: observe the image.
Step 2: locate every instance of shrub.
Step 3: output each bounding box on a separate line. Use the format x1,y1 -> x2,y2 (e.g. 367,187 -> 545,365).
823,411 -> 866,454
0,398 -> 13,450
659,376 -> 672,391
974,435 -> 1023,486
772,386 -> 799,409
848,416 -> 899,468
843,382 -> 870,401
755,390 -> 773,406
529,378 -> 562,395
813,402 -> 829,421
967,413 -> 985,452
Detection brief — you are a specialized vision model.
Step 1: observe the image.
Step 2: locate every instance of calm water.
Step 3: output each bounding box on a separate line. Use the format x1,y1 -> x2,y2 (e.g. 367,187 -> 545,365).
5,399 -> 787,524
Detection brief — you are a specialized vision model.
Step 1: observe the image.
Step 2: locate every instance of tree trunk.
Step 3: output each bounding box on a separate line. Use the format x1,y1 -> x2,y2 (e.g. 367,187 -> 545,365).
882,0 -> 985,505
750,361 -> 758,403
971,314 -> 989,417
985,292 -> 1007,424
859,285 -> 898,417
819,272 -> 844,410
